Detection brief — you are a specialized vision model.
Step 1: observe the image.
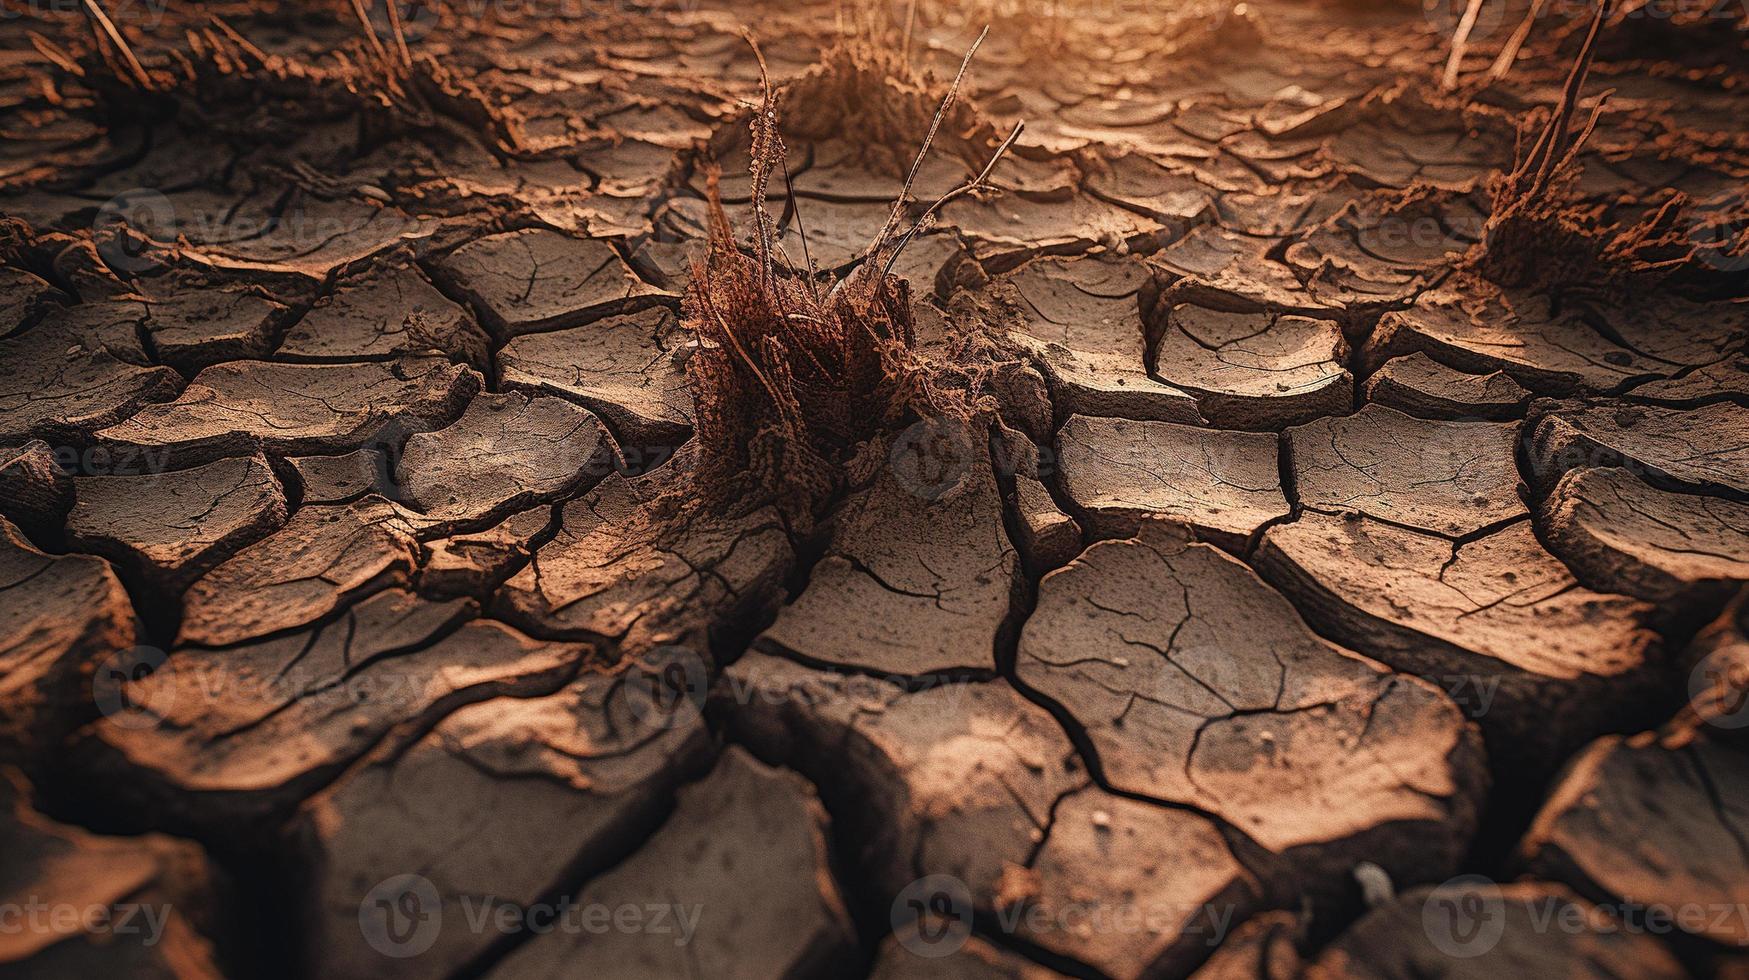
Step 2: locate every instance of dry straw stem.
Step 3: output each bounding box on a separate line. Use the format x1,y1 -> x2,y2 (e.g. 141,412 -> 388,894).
683,29 -> 1019,532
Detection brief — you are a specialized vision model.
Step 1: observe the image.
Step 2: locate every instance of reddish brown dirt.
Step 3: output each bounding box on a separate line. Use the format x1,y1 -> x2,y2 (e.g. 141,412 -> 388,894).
2,1 -> 1748,977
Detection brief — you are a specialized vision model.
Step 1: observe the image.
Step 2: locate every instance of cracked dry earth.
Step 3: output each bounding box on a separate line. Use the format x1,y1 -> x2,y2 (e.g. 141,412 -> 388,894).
3,1 -> 1749,978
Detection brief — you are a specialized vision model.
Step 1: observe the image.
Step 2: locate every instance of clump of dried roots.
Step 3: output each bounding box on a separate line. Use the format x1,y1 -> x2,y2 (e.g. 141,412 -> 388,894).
684,33 -> 1020,532
1469,0 -> 1725,299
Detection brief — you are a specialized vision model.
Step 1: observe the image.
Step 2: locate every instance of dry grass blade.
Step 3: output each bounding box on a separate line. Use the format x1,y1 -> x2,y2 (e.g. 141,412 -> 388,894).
29,33 -> 84,77
80,0 -> 153,89
44,2 -> 521,157
881,119 -> 1024,278
208,14 -> 272,65
1524,0 -> 1611,197
901,0 -> 919,73
349,0 -> 394,68
383,0 -> 414,68
870,25 -> 989,258
1488,0 -> 1548,80
1441,0 -> 1487,90
741,31 -> 784,287
779,149 -> 819,298
347,0 -> 409,97
1491,0 -> 1611,211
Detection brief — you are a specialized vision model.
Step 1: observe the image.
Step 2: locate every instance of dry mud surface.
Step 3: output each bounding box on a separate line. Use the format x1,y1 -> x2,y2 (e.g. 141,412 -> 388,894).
2,1 -> 1748,978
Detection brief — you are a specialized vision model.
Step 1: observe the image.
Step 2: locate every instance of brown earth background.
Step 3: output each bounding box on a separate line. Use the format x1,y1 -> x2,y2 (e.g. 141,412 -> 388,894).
2,0 -> 1749,977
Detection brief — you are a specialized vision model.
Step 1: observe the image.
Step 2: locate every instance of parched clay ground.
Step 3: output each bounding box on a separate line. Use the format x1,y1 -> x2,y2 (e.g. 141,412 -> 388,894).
2,1 -> 1748,977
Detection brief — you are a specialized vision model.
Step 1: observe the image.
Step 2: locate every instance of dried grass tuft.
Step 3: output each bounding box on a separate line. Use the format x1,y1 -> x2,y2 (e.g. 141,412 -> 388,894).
781,22 -> 1002,179
37,0 -> 522,153
683,32 -> 1019,532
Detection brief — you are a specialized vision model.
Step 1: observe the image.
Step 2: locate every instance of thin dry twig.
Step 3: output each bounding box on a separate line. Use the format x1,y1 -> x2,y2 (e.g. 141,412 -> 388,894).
1469,0 -> 1699,296
347,0 -> 404,94
742,30 -> 783,287
780,151 -> 820,299
208,14 -> 272,64
901,0 -> 919,74
29,33 -> 84,77
348,0 -> 393,67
